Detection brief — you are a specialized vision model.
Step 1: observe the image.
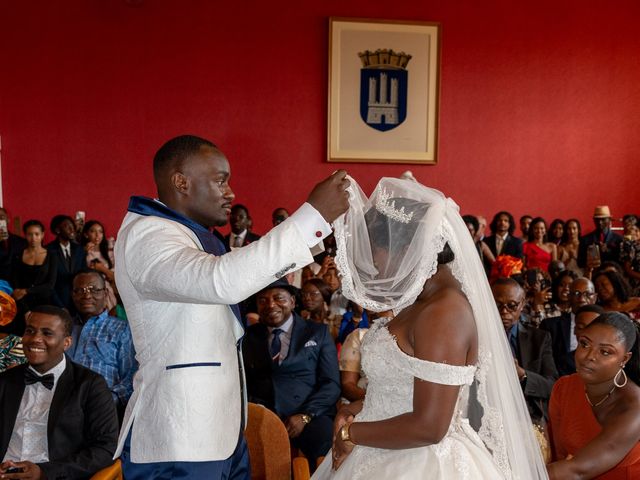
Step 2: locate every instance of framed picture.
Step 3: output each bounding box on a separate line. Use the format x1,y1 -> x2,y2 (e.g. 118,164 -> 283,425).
328,18 -> 441,164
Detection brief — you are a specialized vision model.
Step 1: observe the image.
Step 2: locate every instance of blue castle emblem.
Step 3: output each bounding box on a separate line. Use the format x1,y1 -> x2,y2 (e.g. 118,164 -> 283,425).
359,49 -> 412,132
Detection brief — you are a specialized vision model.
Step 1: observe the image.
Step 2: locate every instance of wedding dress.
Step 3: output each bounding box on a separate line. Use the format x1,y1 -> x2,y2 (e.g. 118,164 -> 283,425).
313,318 -> 505,479
312,177 -> 548,479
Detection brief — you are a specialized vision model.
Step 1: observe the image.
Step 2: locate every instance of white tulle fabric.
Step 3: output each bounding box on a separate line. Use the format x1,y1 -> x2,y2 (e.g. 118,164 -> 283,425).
325,177 -> 548,480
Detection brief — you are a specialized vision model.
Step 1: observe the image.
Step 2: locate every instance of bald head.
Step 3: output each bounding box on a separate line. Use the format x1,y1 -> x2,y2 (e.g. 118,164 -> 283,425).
570,277 -> 596,313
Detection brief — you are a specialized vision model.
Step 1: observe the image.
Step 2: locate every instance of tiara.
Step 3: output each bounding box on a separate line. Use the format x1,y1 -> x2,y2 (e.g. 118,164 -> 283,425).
375,188 -> 414,224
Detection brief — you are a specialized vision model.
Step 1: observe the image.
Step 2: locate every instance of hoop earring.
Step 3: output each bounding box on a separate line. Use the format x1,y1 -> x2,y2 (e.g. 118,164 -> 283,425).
614,368 -> 628,388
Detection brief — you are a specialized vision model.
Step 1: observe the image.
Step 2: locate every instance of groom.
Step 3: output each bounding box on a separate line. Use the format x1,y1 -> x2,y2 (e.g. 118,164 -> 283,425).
114,135 -> 349,479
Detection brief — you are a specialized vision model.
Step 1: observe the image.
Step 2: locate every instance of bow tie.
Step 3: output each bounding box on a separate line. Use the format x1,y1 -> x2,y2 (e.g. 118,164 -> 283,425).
24,368 -> 54,390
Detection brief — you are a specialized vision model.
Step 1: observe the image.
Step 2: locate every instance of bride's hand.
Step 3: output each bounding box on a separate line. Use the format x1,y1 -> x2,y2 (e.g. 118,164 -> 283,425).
332,422 -> 355,470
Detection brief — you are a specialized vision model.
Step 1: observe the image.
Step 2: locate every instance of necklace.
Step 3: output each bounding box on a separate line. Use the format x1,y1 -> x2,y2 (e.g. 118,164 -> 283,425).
585,385 -> 616,407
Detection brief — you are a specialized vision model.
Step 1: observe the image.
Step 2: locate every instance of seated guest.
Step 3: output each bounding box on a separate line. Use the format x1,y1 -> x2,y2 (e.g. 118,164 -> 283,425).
573,304 -> 605,338
224,204 -> 261,250
462,215 -> 495,267
523,217 -> 558,272
593,269 -> 640,320
0,289 -> 25,373
81,220 -> 118,312
0,305 -> 118,479
242,279 -> 340,461
548,219 -> 565,246
272,207 -> 290,226
338,310 -> 393,403
541,277 -> 597,376
68,270 -> 137,418
578,205 -> 623,269
559,218 -> 582,276
548,260 -> 566,282
547,312 -> 640,479
0,208 -> 27,283
47,215 -> 86,313
492,278 -> 558,422
300,278 -> 339,340
623,214 -> 638,236
520,214 -> 533,239
320,260 -> 349,317
620,223 -> 640,295
6,221 -> 57,336
337,302 -> 369,345
483,211 -> 524,274
529,270 -> 576,324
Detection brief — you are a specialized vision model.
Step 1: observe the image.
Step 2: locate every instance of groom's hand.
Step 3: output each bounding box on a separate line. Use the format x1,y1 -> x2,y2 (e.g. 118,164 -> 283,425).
307,170 -> 350,223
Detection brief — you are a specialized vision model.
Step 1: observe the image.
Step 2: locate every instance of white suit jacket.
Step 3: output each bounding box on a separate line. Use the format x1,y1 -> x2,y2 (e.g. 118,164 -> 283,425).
114,206 -> 325,462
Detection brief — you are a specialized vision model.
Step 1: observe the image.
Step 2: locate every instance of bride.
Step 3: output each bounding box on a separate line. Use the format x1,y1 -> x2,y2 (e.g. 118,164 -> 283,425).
312,178 -> 548,479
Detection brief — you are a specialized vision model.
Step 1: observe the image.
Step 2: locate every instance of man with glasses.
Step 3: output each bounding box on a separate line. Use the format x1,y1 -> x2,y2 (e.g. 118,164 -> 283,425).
68,270 -> 137,421
491,278 -> 558,422
540,277 -> 597,376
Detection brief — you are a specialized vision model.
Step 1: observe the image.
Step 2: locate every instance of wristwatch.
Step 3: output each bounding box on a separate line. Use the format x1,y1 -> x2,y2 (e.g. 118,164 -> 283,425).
339,423 -> 356,446
300,414 -> 312,425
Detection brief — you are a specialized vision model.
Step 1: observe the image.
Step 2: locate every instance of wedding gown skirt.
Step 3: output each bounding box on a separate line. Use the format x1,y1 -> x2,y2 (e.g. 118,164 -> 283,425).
312,320 -> 505,480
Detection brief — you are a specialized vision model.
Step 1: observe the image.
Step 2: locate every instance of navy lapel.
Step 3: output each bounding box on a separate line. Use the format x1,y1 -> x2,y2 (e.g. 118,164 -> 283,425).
0,365 -> 26,456
128,196 -> 242,326
561,313 -> 573,352
518,325 -> 531,366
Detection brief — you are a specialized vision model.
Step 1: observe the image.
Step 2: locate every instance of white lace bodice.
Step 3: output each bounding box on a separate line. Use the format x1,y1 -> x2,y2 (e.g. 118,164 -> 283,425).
357,319 -> 477,424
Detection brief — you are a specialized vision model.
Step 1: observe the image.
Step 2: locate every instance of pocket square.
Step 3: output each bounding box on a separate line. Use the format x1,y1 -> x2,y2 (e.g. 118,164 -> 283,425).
304,340 -> 318,348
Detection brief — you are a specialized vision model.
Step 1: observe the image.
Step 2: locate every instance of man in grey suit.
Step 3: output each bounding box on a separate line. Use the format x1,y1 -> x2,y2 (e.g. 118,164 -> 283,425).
491,278 -> 558,422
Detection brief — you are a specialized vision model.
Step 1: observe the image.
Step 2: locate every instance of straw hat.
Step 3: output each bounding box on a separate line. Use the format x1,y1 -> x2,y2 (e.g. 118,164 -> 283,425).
593,206 -> 611,218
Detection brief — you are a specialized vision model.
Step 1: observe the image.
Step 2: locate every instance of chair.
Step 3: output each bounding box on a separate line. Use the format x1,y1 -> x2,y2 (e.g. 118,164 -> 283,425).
90,459 -> 122,480
245,402 -> 311,480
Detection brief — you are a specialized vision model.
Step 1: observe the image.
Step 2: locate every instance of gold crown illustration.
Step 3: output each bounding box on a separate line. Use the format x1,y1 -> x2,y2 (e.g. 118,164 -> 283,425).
358,49 -> 412,70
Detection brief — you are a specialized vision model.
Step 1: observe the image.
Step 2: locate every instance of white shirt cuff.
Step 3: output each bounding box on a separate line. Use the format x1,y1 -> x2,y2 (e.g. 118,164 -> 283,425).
289,202 -> 332,248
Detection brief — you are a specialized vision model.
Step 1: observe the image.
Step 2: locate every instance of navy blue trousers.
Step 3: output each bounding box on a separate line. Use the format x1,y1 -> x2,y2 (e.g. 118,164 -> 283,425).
121,429 -> 250,480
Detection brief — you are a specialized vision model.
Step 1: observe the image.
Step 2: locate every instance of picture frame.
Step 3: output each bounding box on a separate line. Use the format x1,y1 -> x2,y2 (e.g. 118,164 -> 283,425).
328,18 -> 441,164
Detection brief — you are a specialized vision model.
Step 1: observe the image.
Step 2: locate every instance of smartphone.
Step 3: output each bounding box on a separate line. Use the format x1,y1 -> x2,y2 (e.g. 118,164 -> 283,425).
6,467 -> 24,473
587,244 -> 600,262
525,269 -> 538,286
0,219 -> 8,241
75,210 -> 85,225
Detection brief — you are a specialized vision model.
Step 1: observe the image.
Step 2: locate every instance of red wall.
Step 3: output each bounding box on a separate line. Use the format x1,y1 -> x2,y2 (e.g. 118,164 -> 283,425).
1,0 -> 639,240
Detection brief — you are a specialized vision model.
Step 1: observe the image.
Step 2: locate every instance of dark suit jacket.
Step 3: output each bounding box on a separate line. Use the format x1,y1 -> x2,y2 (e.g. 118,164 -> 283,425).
540,312 -> 576,377
223,231 -> 261,251
0,233 -> 27,281
515,322 -> 558,421
242,313 -> 340,419
0,360 -> 119,480
578,229 -> 624,268
47,240 -> 86,312
483,234 -> 524,259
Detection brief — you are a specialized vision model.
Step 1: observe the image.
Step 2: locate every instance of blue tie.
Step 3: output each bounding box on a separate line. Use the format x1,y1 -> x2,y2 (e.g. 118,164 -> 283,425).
270,328 -> 283,364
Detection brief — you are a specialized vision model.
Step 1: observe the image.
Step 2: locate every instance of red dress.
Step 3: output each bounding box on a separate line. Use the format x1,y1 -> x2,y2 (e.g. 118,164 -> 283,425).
523,242 -> 552,272
548,374 -> 640,479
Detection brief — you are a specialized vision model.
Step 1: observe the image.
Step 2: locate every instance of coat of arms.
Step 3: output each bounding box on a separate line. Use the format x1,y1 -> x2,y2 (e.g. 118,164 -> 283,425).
359,49 -> 412,132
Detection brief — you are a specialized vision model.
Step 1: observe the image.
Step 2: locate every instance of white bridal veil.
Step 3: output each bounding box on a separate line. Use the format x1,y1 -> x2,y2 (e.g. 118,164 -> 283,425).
333,177 -> 548,480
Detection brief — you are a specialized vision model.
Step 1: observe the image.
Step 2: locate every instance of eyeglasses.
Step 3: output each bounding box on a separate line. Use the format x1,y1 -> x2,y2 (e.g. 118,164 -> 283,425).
571,291 -> 596,299
495,302 -> 522,313
72,286 -> 106,296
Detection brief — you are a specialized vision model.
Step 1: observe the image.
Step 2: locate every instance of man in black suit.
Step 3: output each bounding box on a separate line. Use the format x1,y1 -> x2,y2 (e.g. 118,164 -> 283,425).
223,204 -> 261,250
578,205 -> 624,269
483,211 -> 523,273
47,215 -> 86,313
0,208 -> 26,282
0,305 -> 118,479
242,279 -> 340,461
540,277 -> 597,376
492,278 -> 558,422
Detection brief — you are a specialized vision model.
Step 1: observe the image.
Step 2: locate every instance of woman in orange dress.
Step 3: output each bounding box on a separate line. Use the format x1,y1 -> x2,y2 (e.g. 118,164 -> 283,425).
523,217 -> 558,273
547,312 -> 640,479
